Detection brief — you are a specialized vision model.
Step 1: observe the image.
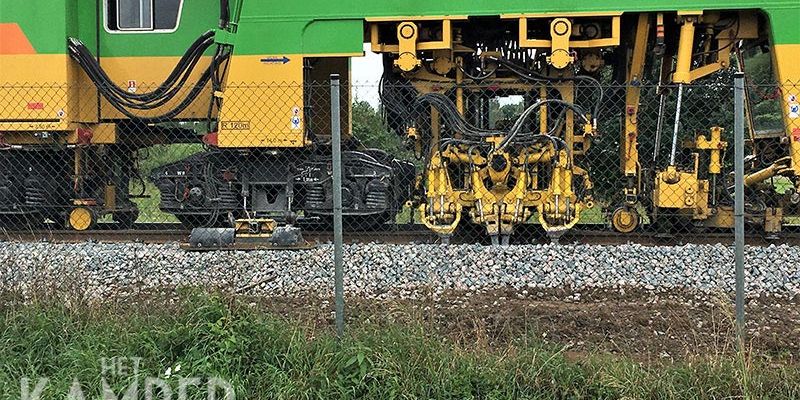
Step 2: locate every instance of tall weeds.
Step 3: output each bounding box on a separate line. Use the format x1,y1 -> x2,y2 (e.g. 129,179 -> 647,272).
0,291 -> 797,399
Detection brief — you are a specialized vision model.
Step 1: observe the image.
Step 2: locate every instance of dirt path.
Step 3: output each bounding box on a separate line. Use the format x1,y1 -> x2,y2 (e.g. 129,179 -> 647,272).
256,289 -> 800,362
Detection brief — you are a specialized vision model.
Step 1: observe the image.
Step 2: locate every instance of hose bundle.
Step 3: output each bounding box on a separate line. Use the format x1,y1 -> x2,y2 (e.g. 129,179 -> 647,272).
67,30 -> 228,122
414,93 -> 500,139
413,92 -> 586,152
486,56 -> 603,123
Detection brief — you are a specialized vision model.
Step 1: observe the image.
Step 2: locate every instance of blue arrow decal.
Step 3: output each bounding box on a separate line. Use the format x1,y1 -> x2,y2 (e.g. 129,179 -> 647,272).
260,56 -> 290,64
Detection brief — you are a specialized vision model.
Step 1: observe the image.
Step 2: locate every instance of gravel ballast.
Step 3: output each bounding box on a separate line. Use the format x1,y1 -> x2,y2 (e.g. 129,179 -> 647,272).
0,242 -> 797,300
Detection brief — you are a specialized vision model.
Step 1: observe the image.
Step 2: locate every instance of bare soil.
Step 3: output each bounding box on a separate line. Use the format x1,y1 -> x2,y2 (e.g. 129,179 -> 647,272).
251,288 -> 800,363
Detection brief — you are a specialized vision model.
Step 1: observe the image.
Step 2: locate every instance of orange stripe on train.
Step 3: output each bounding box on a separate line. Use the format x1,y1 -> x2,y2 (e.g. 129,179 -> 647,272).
0,23 -> 36,55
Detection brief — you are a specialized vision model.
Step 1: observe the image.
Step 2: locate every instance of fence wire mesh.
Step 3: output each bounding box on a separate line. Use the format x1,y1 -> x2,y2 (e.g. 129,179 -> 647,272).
0,78 -> 797,245
1,75 -> 800,380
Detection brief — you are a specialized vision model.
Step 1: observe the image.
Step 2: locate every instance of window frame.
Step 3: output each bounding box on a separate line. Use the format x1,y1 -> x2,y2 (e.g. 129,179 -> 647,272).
104,0 -> 185,35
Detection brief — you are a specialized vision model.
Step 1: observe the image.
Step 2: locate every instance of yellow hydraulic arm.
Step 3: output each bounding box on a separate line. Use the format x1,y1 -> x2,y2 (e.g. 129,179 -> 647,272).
621,13 -> 651,204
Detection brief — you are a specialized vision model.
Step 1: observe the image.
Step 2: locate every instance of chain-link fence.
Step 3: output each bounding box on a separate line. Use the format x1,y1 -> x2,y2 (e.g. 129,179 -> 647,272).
1,76 -> 799,373
0,78 -> 797,246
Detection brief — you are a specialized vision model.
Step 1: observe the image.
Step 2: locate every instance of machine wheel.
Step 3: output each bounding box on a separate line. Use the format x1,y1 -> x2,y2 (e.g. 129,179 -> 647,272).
113,209 -> 140,230
611,207 -> 640,233
68,207 -> 96,231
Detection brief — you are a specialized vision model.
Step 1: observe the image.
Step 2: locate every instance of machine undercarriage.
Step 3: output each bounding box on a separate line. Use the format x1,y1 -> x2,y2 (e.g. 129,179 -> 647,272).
150,147 -> 415,229
1,3 -> 799,243
368,11 -> 800,240
372,17 -> 606,242
0,145 -> 139,230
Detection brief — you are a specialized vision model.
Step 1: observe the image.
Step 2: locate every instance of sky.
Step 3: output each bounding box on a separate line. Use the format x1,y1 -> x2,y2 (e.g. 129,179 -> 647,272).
350,45 -> 384,108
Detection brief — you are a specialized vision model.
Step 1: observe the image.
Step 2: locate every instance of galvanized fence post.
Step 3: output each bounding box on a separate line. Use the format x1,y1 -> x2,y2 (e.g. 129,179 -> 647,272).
330,74 -> 345,338
733,72 -> 745,345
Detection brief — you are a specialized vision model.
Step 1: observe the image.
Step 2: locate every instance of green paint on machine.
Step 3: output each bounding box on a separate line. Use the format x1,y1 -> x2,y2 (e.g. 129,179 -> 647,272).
1,0 -> 798,58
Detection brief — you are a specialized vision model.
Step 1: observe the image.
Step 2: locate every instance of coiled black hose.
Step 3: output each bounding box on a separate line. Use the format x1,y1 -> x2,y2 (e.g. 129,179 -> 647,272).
69,30 -> 215,103
67,30 -> 226,122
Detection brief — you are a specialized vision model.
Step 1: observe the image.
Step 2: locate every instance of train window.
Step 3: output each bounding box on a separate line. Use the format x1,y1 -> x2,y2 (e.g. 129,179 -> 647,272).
105,0 -> 184,33
118,0 -> 153,30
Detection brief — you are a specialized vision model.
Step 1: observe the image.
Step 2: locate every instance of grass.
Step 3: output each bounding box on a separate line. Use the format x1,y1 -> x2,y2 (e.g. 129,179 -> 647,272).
579,203 -> 605,224
123,144 -> 205,224
138,144 -> 205,177
130,180 -> 178,223
1,291 -> 798,399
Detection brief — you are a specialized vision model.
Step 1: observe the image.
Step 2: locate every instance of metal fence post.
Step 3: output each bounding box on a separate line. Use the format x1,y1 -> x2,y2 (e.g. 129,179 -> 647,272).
330,74 -> 345,338
733,72 -> 745,345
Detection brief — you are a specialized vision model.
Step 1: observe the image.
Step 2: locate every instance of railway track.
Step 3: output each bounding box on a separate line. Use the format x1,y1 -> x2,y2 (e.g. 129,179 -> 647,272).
1,223 -> 799,246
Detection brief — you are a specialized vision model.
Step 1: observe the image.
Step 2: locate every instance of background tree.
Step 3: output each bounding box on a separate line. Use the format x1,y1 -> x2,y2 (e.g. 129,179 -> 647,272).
351,99 -> 410,158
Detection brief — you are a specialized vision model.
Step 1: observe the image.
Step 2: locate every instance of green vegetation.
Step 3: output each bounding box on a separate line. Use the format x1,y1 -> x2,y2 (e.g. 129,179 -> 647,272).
137,144 -> 205,176
129,144 -> 204,223
130,180 -> 177,223
489,98 -> 525,129
0,292 -> 798,399
352,100 -> 412,160
744,52 -> 785,132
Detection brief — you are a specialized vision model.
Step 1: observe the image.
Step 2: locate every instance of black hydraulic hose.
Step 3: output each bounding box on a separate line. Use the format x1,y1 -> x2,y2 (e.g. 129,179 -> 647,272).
413,92 -> 583,156
108,31 -> 214,102
68,35 -> 213,107
458,62 -> 499,81
379,72 -> 417,130
67,30 -> 215,104
414,93 -> 503,138
69,39 -> 210,110
106,30 -> 213,98
73,39 -> 210,111
510,99 -> 588,132
488,56 -> 603,122
98,43 -> 209,110
219,0 -> 230,29
206,45 -> 232,129
70,33 -> 203,97
97,52 -> 229,122
498,101 -> 587,151
207,47 -> 221,128
66,29 -> 227,122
